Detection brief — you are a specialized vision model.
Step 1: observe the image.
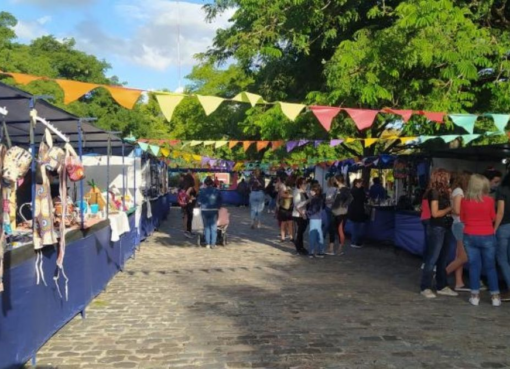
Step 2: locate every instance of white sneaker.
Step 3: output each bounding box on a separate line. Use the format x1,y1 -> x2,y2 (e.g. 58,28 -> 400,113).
350,244 -> 363,249
437,287 -> 459,297
492,295 -> 502,307
469,295 -> 480,306
421,289 -> 436,299
206,245 -> 211,249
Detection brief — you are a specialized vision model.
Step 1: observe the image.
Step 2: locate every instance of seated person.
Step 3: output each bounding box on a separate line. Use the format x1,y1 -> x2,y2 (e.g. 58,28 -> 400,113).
369,177 -> 387,201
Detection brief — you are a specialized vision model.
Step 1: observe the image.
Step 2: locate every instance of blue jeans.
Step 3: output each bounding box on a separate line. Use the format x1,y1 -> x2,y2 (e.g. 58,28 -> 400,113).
351,221 -> 365,246
309,219 -> 325,255
420,226 -> 452,291
249,191 -> 265,221
464,234 -> 500,294
421,219 -> 430,262
202,210 -> 218,246
496,223 -> 510,289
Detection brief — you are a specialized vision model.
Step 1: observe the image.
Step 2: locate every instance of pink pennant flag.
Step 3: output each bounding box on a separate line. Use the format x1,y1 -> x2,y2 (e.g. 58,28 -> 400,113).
417,111 -> 445,123
382,109 -> 414,123
343,108 -> 379,130
310,106 -> 341,132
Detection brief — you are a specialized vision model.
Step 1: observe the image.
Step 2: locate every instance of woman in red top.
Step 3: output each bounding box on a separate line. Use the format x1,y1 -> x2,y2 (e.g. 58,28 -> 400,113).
460,174 -> 501,307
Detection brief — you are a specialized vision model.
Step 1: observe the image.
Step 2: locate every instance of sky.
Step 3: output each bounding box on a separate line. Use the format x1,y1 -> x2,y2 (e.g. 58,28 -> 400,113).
3,0 -> 235,91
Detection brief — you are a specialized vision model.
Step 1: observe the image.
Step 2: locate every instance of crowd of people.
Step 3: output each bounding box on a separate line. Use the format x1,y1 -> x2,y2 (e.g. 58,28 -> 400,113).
420,167 -> 510,306
175,166 -> 510,307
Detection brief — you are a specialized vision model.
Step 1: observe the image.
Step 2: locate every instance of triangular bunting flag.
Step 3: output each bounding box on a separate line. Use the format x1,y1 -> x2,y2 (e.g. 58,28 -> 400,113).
192,155 -> 202,161
343,108 -> 379,130
243,141 -> 254,151
298,139 -> 310,147
314,140 -> 323,148
256,141 -> 270,152
229,141 -> 239,149
155,94 -> 185,121
450,114 -> 478,134
160,148 -> 170,157
203,141 -> 216,146
244,92 -> 264,107
279,102 -> 306,121
400,137 -> 418,145
190,141 -> 203,147
149,145 -> 160,156
215,141 -> 228,148
419,136 -> 436,143
330,139 -> 343,147
138,142 -> 149,152
382,109 -> 414,123
345,138 -> 357,144
55,79 -> 99,104
462,134 -> 481,145
287,141 -> 298,152
487,114 -> 510,134
197,95 -> 225,116
310,106 -> 341,132
418,111 -> 445,123
441,135 -> 459,143
104,85 -> 143,109
271,141 -> 284,150
364,138 -> 378,148
6,72 -> 42,85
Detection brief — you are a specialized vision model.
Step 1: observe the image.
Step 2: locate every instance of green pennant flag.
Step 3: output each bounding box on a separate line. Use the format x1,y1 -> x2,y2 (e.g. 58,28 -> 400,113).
462,134 -> 481,145
487,114 -> 510,134
419,136 -> 436,143
449,114 -> 478,134
138,142 -> 149,151
124,135 -> 137,143
149,145 -> 160,156
440,135 -> 459,143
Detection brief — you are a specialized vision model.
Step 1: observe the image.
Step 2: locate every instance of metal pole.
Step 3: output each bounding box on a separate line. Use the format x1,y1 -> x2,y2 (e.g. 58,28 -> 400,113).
122,141 -> 126,210
106,137 -> 110,219
78,120 -> 84,229
29,102 -> 36,231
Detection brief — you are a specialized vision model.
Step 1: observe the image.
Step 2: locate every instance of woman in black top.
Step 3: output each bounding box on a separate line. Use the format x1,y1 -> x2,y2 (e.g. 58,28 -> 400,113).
348,179 -> 367,248
419,169 -> 458,299
494,173 -> 510,301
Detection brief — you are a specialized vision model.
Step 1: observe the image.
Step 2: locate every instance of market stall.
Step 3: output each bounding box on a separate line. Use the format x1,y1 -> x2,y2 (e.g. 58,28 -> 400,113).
0,81 -> 170,368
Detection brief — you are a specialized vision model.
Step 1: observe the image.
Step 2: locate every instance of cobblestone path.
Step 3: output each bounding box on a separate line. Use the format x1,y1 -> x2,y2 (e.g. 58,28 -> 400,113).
30,207 -> 510,369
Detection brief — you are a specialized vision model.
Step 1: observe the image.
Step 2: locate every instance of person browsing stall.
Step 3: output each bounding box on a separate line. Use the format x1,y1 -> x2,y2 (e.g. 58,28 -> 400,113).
198,177 -> 223,249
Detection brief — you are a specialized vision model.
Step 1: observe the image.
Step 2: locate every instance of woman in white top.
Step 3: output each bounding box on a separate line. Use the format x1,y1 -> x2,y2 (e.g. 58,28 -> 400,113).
446,171 -> 471,291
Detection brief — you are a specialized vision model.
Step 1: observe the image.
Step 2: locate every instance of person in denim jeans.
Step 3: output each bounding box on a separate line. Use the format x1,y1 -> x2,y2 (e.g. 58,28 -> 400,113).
198,177 -> 222,249
446,171 -> 471,292
420,169 -> 458,299
494,173 -> 510,302
461,174 -> 501,306
306,183 -> 325,258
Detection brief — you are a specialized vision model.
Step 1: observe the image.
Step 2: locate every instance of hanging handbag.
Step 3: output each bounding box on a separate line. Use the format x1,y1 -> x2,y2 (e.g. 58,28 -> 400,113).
3,146 -> 32,183
64,143 -> 85,182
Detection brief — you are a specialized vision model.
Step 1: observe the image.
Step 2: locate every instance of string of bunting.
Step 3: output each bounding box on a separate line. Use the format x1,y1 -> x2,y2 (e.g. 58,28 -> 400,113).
2,71 -> 508,134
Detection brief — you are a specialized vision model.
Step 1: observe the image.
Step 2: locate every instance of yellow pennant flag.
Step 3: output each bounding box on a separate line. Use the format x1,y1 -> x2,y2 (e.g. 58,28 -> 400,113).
160,148 -> 170,157
400,137 -> 418,144
55,79 -> 99,104
197,95 -> 225,116
192,155 -> 202,161
190,141 -> 203,147
232,92 -> 265,107
155,93 -> 185,121
279,102 -> 306,121
345,138 -> 357,144
215,141 -> 228,148
203,141 -> 216,146
364,138 -> 378,148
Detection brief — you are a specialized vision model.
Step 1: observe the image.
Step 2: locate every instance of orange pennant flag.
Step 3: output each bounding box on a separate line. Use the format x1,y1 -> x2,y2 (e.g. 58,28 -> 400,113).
256,141 -> 270,152
104,85 -> 143,109
7,72 -> 43,85
55,79 -> 100,104
271,141 -> 284,150
243,141 -> 254,152
229,141 -> 239,149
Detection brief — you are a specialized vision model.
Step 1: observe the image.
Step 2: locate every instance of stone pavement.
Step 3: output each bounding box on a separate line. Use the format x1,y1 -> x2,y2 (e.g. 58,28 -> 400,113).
28,207 -> 510,369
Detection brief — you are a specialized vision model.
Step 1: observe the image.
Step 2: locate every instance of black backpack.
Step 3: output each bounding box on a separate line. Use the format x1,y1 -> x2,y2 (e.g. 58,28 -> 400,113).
331,187 -> 353,216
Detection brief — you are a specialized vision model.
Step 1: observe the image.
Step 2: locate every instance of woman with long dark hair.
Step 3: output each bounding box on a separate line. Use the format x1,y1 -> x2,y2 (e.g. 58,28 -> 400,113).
420,169 -> 458,299
348,179 -> 367,249
292,177 -> 309,255
182,172 -> 197,239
